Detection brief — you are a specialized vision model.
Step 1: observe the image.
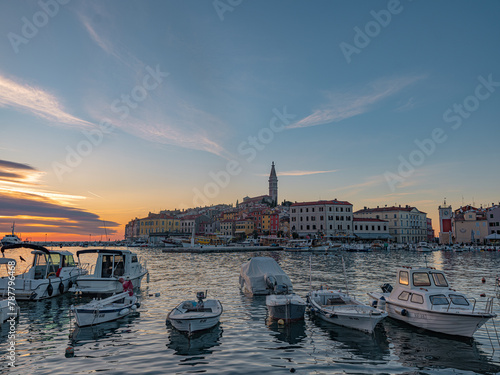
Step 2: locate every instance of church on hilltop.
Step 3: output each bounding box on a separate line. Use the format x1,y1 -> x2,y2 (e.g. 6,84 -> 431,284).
239,162 -> 278,209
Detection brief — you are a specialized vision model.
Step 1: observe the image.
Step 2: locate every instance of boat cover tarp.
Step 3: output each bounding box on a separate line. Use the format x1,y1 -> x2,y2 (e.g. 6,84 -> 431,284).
239,257 -> 292,295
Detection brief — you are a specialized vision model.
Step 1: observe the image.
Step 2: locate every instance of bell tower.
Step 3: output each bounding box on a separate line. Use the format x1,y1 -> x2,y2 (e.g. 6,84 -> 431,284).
438,198 -> 453,244
268,161 -> 278,205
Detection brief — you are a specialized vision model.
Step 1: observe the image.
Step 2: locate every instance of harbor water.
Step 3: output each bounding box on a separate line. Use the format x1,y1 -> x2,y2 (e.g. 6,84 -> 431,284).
3,247 -> 500,375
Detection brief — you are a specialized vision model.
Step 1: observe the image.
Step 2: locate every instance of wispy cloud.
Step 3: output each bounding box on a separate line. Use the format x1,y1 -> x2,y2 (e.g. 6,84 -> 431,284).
288,75 -> 426,129
0,74 -> 93,128
278,169 -> 338,176
0,159 -> 44,186
0,160 -> 118,236
78,10 -> 229,157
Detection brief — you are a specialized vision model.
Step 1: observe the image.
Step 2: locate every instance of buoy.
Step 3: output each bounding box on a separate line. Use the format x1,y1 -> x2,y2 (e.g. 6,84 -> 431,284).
278,319 -> 285,325
482,277 -> 486,284
290,368 -> 296,373
480,293 -> 486,297
400,309 -> 408,316
155,292 -> 160,297
65,346 -> 75,357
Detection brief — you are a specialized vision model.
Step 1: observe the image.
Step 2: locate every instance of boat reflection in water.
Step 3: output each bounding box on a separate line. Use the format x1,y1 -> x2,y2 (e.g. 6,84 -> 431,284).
266,317 -> 307,345
385,319 -> 500,374
309,313 -> 390,362
68,313 -> 139,349
166,322 -> 223,356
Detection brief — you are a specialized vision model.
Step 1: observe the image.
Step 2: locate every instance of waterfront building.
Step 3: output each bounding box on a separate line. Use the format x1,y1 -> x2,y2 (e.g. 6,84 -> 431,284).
453,206 -> 488,244
352,218 -> 390,240
220,219 -> 235,237
427,218 -> 435,242
235,219 -> 255,237
137,213 -> 180,238
354,205 -> 427,244
486,203 -> 500,235
290,199 -> 353,238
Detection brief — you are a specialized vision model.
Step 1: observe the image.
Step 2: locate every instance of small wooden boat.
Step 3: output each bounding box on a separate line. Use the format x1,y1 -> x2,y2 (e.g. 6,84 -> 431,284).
71,291 -> 139,327
167,291 -> 223,334
307,289 -> 387,333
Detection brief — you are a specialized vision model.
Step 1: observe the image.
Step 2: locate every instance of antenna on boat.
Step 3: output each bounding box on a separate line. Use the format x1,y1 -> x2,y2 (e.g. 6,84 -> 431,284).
309,254 -> 312,292
102,220 -> 108,248
341,256 -> 349,295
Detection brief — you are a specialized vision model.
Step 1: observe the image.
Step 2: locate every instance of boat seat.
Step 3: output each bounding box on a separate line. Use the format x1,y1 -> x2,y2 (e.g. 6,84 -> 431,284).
186,307 -> 213,313
327,297 -> 346,305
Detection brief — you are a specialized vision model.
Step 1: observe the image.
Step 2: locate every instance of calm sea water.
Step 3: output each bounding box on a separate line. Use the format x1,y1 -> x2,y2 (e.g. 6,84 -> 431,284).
3,247 -> 500,375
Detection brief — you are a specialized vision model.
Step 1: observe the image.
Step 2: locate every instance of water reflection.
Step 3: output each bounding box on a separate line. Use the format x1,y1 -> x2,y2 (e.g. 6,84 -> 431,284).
266,318 -> 307,345
310,313 -> 390,361
166,323 -> 223,356
68,313 -> 138,350
385,320 -> 500,374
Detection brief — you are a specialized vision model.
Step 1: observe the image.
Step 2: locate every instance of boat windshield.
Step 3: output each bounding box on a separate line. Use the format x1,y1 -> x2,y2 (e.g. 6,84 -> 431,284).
413,272 -> 431,287
431,272 -> 448,287
34,253 -> 58,279
430,294 -> 449,305
449,294 -> 469,306
63,254 -> 76,267
399,271 -> 409,285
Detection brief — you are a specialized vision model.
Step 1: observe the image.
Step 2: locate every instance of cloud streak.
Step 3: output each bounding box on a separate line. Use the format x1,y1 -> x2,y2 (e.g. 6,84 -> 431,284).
0,74 -> 93,128
288,75 -> 426,129
278,169 -> 338,176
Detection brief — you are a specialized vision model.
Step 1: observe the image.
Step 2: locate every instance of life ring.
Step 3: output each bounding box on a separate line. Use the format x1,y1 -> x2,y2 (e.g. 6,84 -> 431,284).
47,283 -> 53,296
58,282 -> 65,295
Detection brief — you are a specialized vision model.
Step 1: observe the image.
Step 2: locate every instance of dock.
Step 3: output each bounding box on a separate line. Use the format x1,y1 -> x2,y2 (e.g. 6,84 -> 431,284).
161,246 -> 283,253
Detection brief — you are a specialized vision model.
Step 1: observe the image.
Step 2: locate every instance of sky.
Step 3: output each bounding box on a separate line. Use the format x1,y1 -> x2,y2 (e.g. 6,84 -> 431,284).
0,0 -> 499,241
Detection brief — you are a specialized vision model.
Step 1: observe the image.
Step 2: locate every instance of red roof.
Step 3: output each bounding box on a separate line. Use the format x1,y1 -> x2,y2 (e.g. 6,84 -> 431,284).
355,206 -> 426,214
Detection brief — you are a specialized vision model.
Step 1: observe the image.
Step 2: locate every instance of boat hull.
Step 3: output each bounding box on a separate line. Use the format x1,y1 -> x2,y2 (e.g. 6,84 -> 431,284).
266,294 -> 306,322
72,293 -> 138,327
385,301 -> 493,338
308,290 -> 387,333
70,271 -> 147,295
167,299 -> 223,333
169,315 -> 221,333
1,276 -> 78,300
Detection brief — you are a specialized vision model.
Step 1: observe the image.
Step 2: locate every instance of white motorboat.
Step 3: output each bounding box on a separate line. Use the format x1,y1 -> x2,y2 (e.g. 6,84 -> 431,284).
71,291 -> 139,327
239,256 -> 293,295
266,284 -> 307,323
69,249 -> 148,295
368,266 -> 497,337
416,242 -> 433,252
1,223 -> 22,246
307,289 -> 388,333
167,291 -> 223,334
0,244 -> 87,300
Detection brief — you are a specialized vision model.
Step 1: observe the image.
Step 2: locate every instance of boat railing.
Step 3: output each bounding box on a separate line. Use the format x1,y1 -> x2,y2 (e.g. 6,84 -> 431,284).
462,297 -> 495,314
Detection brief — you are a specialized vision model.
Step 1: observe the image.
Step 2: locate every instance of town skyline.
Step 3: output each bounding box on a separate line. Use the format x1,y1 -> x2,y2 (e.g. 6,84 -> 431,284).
1,1 -> 499,241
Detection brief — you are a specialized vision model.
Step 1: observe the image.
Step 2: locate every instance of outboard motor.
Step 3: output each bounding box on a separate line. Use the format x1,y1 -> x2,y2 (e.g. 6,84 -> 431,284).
381,283 -> 393,293
274,284 -> 289,295
196,291 -> 206,303
265,275 -> 277,289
